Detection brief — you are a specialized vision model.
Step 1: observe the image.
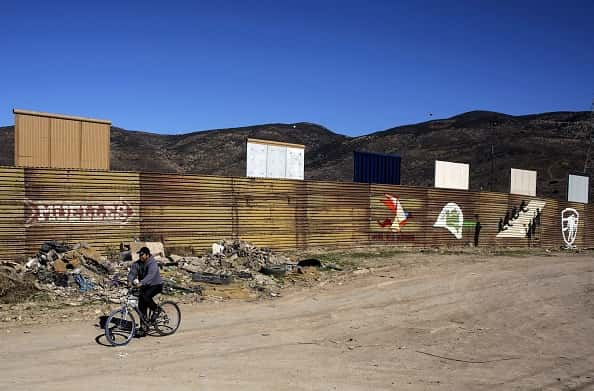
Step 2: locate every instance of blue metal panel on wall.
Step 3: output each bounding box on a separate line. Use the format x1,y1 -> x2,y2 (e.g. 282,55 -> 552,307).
353,151 -> 401,185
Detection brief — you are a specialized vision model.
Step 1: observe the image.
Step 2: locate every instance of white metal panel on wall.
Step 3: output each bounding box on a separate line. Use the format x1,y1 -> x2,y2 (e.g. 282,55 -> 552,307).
434,160 -> 469,190
266,145 -> 287,179
510,168 -> 537,196
246,142 -> 267,178
286,147 -> 304,180
568,174 -> 589,203
246,139 -> 304,180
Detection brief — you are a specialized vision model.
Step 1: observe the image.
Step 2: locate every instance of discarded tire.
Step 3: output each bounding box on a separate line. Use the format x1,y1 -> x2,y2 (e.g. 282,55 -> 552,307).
260,264 -> 288,277
192,272 -> 232,285
233,271 -> 253,279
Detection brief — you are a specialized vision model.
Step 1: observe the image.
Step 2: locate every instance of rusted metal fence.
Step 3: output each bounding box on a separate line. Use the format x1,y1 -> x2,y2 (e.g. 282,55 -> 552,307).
0,166 -> 590,260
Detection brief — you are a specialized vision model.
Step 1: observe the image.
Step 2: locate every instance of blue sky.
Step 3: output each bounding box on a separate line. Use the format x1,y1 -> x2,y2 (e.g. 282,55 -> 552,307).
1,0 -> 592,136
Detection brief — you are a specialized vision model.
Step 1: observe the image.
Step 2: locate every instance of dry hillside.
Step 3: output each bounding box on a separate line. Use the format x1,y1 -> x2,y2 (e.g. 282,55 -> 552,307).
0,110 -> 591,199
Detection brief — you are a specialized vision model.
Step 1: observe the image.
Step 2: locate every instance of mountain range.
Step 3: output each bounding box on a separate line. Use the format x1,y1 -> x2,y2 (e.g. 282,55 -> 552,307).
0,110 -> 591,199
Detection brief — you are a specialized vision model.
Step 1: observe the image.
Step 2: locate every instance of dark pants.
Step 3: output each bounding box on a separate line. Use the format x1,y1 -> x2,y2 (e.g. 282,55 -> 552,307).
139,284 -> 163,320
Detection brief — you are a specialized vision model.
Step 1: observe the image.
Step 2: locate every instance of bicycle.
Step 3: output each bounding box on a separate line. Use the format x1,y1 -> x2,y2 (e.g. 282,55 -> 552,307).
104,287 -> 181,346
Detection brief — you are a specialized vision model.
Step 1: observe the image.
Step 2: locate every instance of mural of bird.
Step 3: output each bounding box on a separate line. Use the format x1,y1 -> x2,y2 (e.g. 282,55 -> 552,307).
377,194 -> 409,232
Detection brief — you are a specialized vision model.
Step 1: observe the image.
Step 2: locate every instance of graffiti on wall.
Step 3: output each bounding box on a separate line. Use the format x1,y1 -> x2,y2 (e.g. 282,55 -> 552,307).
561,208 -> 579,248
369,232 -> 416,241
496,200 -> 545,239
25,199 -> 135,226
434,202 -> 464,239
372,194 -> 415,242
376,194 -> 409,232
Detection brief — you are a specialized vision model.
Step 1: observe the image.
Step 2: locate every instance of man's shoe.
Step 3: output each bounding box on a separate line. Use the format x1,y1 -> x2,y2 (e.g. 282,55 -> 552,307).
134,329 -> 147,338
150,308 -> 162,323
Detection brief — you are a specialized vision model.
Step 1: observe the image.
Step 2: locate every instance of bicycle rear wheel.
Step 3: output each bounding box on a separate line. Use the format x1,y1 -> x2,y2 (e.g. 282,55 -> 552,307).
105,307 -> 136,346
153,301 -> 181,336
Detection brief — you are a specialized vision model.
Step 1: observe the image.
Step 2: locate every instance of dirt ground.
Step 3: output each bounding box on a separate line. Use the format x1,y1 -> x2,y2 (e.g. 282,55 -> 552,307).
1,249 -> 593,391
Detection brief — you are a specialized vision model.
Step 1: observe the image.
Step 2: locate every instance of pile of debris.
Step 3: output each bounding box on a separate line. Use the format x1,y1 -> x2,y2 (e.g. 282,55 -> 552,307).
0,238 -> 335,305
0,261 -> 38,304
26,241 -> 115,287
176,239 -> 294,282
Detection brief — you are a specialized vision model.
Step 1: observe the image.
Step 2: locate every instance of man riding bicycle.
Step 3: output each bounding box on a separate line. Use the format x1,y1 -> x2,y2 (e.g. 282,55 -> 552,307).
127,246 -> 163,336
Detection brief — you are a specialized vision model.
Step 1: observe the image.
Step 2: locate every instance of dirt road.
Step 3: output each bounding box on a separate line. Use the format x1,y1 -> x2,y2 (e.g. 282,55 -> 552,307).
1,251 -> 593,390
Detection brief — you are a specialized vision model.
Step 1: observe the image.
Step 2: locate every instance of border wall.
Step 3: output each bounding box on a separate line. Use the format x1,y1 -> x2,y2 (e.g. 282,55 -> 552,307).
0,166 -> 591,260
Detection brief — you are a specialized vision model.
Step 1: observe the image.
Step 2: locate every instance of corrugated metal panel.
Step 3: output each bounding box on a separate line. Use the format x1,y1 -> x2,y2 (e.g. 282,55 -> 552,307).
14,114 -> 50,167
478,192 -> 509,247
0,167 -> 25,261
234,177 -> 300,249
139,173 -> 234,253
13,109 -> 110,170
584,204 -> 594,248
50,118 -> 81,169
353,151 -> 401,185
81,122 -> 110,170
304,181 -> 370,249
538,196 -> 559,247
0,165 -> 593,259
13,109 -> 111,125
369,185 -> 427,247
24,168 -> 140,256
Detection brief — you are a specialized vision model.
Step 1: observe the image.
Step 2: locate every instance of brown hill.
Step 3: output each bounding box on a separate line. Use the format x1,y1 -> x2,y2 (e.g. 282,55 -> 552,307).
0,110 -> 591,199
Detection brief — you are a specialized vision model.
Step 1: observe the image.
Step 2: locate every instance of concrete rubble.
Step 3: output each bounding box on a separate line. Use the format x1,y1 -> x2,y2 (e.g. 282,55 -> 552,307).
0,239 -> 330,305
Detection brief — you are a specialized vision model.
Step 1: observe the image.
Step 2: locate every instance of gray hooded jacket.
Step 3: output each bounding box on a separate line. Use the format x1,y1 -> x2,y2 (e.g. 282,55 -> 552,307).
127,256 -> 163,286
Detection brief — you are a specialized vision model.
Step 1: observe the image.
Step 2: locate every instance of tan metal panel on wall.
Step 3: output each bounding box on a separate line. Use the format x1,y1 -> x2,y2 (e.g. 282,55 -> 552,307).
139,173 -> 234,253
477,192 -> 509,247
13,109 -> 110,170
584,204 -> 594,247
50,118 -> 81,169
534,196 -> 558,247
304,181 -> 370,249
81,122 -> 109,169
0,167 -> 25,261
234,177 -> 300,249
14,114 -> 50,167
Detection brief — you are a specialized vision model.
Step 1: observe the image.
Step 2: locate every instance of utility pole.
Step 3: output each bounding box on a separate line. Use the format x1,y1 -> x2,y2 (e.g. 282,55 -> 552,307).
583,99 -> 594,174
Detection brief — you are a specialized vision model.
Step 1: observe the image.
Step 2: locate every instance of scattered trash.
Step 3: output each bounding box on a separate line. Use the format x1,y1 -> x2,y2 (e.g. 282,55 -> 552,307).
212,243 -> 224,255
192,272 -> 232,285
73,273 -> 94,292
3,238 -> 339,305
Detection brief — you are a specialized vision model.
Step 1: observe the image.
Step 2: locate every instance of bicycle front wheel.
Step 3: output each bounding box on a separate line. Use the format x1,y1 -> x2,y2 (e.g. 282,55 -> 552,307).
105,307 -> 136,346
153,301 -> 181,336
